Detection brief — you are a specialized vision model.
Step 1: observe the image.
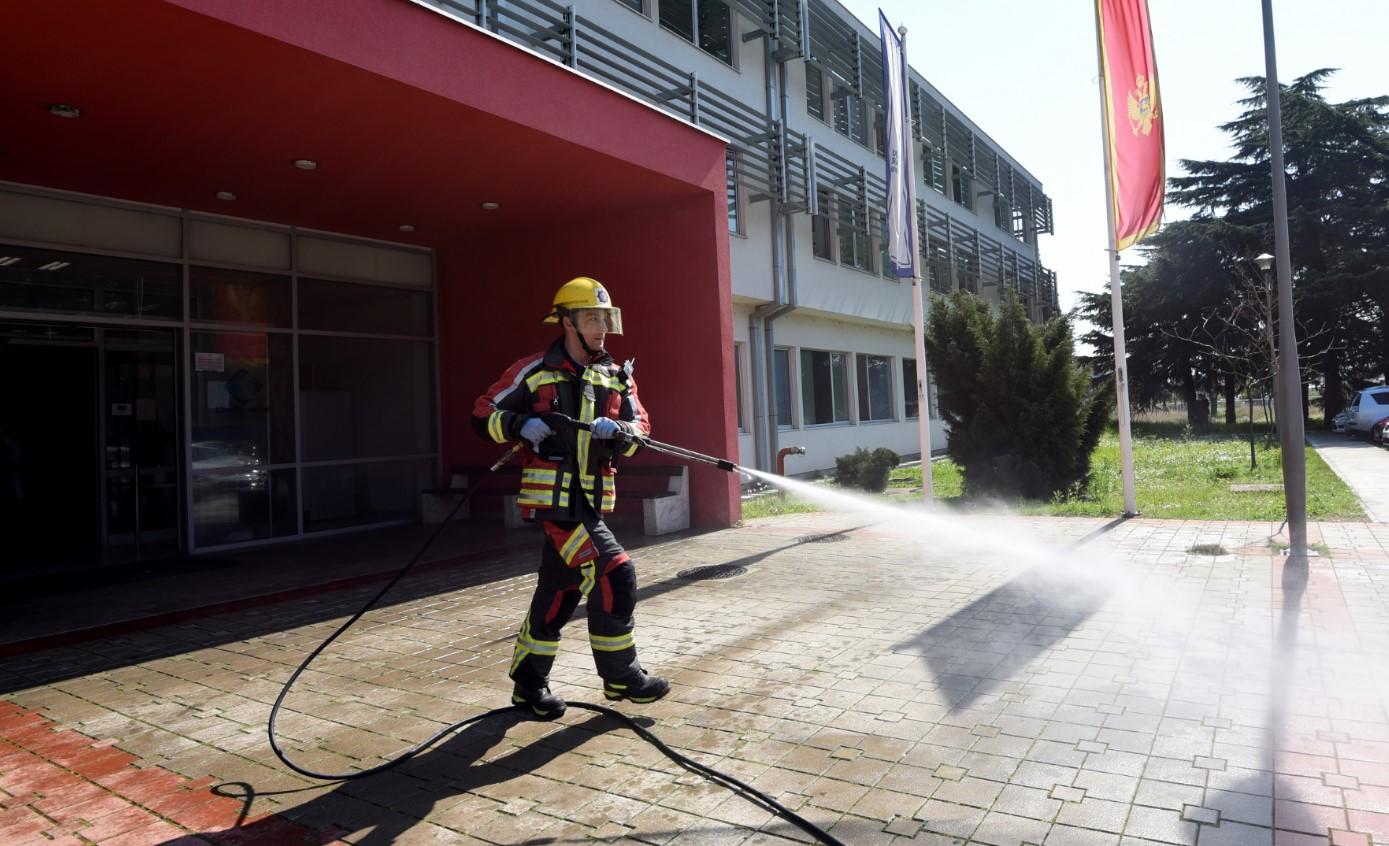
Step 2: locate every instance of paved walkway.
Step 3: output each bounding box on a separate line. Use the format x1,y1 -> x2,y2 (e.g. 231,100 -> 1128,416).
4,513 -> 1389,846
1308,433 -> 1389,522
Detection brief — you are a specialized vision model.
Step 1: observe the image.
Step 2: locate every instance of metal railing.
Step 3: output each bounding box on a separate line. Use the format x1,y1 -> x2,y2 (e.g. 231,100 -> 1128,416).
421,0 -> 1058,315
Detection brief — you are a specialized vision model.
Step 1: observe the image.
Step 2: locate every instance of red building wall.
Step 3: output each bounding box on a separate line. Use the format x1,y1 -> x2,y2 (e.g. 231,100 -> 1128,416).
438,192 -> 739,529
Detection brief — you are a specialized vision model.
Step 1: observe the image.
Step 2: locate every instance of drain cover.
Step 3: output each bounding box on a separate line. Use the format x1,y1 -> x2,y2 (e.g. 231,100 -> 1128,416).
797,533 -> 849,543
678,564 -> 748,581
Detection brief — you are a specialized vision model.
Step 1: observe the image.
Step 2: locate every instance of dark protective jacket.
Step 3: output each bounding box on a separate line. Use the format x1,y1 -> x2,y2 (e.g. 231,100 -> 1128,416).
472,337 -> 649,521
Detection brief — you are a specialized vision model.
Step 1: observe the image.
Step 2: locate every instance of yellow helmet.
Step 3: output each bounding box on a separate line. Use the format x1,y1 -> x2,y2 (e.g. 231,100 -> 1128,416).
543,276 -> 623,334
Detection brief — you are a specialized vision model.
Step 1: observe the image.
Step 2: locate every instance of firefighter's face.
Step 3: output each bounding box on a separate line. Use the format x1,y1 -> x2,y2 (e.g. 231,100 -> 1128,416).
567,308 -> 620,349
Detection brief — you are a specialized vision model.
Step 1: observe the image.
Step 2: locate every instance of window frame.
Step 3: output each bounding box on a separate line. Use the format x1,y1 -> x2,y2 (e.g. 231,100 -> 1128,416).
725,152 -> 744,236
799,347 -> 851,427
856,353 -> 895,423
657,0 -> 737,68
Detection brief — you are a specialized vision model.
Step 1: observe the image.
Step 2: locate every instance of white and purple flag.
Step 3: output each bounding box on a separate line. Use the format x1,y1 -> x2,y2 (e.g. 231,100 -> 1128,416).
879,10 -> 915,278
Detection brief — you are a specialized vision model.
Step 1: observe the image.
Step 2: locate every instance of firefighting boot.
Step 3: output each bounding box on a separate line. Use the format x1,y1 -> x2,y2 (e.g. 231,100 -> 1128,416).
511,683 -> 567,720
603,672 -> 671,704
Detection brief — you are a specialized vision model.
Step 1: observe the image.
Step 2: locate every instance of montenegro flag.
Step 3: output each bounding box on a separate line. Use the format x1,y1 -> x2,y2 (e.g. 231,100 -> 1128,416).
1097,0 -> 1164,251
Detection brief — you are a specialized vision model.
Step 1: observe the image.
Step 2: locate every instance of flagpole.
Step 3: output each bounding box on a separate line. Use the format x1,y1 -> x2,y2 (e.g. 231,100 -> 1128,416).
1093,2 -> 1139,516
900,25 -> 934,504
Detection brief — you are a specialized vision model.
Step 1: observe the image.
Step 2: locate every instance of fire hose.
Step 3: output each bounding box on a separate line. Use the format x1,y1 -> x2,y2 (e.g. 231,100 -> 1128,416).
265,420 -> 847,846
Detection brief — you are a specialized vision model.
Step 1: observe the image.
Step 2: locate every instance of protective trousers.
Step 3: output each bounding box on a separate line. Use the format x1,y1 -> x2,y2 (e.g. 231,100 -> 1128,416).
508,504 -> 641,690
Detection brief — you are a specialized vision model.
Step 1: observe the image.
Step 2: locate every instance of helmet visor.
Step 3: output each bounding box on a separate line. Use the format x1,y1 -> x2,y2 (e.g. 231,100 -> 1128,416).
570,307 -> 623,335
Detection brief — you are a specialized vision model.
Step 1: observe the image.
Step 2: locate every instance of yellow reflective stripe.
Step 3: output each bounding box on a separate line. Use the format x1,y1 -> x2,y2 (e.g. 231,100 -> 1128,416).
525,372 -> 567,391
577,390 -> 594,508
578,562 -> 596,597
522,468 -> 557,482
518,638 -> 558,655
559,525 -> 591,563
487,411 -> 506,443
623,439 -> 640,457
511,613 -> 559,672
589,632 -> 634,652
582,370 -> 623,391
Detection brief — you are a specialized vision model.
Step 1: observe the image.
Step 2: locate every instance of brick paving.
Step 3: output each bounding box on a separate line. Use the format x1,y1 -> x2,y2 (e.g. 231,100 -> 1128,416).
4,513 -> 1389,845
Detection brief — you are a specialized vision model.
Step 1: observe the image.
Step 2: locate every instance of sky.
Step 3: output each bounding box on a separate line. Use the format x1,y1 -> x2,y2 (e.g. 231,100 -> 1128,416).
839,0 -> 1387,322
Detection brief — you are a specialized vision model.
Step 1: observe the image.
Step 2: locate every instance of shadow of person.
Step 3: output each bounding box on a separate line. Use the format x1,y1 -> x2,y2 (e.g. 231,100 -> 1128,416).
165,709 -> 625,846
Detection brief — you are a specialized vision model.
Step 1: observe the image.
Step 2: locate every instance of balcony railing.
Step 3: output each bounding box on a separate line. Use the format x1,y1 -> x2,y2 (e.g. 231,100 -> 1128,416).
423,0 -> 1057,314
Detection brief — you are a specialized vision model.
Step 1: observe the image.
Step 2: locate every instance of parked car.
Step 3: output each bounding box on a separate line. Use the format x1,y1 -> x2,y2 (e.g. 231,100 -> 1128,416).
1332,410 -> 1351,433
1346,386 -> 1389,438
1372,416 -> 1389,446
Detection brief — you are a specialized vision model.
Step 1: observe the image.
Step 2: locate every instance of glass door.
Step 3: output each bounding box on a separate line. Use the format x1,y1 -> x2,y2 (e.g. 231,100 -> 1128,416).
101,328 -> 180,562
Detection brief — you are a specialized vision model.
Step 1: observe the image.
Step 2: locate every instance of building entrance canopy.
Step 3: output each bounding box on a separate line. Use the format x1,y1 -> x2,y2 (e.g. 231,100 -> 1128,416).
1,0 -> 738,536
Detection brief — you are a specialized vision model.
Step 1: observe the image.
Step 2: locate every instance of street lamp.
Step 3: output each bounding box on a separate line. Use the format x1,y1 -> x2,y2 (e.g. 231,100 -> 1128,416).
1260,0 -> 1308,556
1254,253 -> 1274,274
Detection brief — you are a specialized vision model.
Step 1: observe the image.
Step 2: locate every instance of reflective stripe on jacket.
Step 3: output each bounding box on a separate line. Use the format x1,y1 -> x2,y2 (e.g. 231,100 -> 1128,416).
472,336 -> 650,520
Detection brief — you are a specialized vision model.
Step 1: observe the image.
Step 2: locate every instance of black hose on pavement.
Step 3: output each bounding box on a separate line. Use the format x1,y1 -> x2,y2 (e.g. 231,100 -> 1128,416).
266,440 -> 846,846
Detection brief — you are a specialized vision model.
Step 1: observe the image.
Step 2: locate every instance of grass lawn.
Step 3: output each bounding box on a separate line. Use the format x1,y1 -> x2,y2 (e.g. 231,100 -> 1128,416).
741,421 -> 1365,521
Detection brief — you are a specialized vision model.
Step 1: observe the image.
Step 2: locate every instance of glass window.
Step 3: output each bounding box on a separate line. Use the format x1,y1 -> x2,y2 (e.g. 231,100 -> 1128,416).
773,347 -> 793,428
660,0 -> 733,65
837,200 -> 874,272
193,467 -> 297,546
800,349 -> 848,425
190,266 -> 291,327
191,331 -> 296,467
726,155 -> 742,235
660,0 -> 695,40
857,354 -> 893,421
812,188 -> 834,260
615,0 -> 645,12
697,0 -> 733,64
806,65 -> 825,122
298,278 -> 432,336
834,93 -> 869,147
1373,392 -> 1389,406
299,336 -> 436,461
0,244 -> 180,319
734,342 -> 746,431
302,458 -> 433,533
903,358 -> 919,419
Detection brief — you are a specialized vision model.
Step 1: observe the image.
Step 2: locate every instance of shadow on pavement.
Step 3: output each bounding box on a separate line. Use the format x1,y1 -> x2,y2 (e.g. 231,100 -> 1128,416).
894,515 -> 1130,712
164,710 -> 617,846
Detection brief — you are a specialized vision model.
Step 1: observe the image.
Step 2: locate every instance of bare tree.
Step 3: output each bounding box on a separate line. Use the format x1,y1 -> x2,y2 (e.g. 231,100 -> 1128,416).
1162,262 -> 1333,468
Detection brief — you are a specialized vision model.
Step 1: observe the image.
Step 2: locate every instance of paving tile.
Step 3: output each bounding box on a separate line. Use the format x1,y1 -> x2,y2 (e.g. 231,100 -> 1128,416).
971,810 -> 1052,846
1124,805 -> 1198,845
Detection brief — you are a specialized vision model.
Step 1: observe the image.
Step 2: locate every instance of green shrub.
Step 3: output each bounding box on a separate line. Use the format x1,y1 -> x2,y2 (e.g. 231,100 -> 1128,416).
833,447 -> 900,492
924,292 -> 1112,500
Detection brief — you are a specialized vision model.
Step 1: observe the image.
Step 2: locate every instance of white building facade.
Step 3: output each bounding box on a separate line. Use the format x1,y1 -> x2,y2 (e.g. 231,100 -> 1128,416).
430,0 -> 1057,475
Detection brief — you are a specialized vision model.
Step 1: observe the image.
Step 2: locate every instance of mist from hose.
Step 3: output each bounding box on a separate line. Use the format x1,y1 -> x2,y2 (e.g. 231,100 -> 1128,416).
736,465 -> 1152,607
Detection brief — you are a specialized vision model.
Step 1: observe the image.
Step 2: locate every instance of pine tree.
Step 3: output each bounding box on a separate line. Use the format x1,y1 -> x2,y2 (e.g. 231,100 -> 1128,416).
925,293 -> 1111,500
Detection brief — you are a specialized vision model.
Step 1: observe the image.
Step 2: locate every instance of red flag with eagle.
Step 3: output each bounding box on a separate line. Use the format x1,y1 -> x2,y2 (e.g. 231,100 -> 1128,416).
1097,0 -> 1164,250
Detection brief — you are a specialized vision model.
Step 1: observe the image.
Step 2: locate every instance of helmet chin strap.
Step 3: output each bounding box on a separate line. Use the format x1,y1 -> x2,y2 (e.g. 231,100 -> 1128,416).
561,309 -> 602,361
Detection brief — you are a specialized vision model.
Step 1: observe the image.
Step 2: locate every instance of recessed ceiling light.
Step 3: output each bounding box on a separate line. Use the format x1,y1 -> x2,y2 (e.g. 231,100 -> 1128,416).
398,224 -> 415,233
293,159 -> 318,170
480,201 -> 500,210
38,261 -> 71,271
48,104 -> 81,119
215,191 -> 237,201
0,257 -> 21,267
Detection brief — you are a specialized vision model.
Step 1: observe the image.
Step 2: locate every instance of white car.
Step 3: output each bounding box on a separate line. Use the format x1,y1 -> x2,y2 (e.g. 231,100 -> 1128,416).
1346,386 -> 1389,438
1332,410 -> 1350,433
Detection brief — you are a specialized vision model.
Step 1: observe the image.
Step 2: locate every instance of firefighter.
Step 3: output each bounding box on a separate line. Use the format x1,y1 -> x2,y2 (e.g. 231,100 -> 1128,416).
472,277 -> 671,719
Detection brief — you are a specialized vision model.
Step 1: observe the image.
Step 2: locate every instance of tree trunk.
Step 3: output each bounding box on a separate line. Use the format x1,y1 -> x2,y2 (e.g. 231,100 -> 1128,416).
1248,392 -> 1257,469
1301,381 -> 1310,427
1323,346 -> 1344,426
1182,365 -> 1200,428
1225,375 -> 1238,425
